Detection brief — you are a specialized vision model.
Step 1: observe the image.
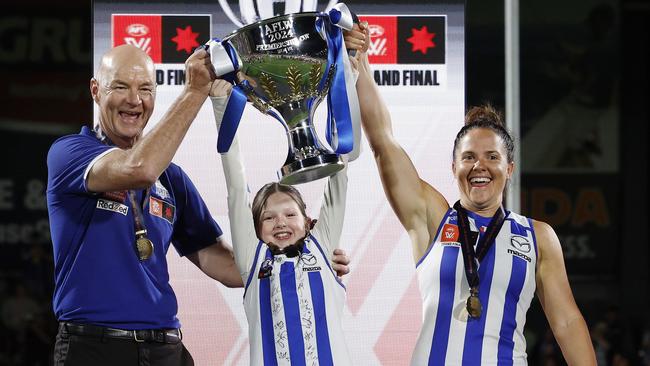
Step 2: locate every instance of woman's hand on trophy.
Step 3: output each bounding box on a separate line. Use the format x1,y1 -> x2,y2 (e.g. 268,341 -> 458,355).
344,21 -> 369,56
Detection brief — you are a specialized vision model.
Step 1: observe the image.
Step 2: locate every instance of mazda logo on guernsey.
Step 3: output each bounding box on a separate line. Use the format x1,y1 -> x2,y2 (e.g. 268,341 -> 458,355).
126,23 -> 149,37
510,235 -> 531,253
300,253 -> 318,266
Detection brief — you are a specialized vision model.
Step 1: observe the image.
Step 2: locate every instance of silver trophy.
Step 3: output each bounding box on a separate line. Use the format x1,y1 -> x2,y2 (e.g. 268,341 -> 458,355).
221,11 -> 351,184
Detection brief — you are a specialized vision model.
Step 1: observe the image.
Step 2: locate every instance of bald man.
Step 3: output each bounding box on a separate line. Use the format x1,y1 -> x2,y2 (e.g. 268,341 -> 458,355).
46,45 -> 350,365
46,45 -> 240,365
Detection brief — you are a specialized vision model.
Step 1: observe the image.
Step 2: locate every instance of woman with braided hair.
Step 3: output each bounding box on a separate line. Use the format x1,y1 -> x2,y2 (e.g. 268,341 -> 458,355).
345,23 -> 595,365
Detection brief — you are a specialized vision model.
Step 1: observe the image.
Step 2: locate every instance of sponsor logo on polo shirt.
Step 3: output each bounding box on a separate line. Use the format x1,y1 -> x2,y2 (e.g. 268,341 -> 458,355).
154,180 -> 170,200
149,196 -> 175,224
96,198 -> 128,216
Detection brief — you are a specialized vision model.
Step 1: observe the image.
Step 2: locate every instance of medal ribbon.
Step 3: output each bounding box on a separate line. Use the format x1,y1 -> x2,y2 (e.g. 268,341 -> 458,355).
93,127 -> 154,261
452,201 -> 507,300
128,189 -> 152,259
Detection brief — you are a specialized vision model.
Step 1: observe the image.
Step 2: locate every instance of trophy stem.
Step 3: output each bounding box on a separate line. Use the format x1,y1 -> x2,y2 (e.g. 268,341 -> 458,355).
287,121 -> 321,161
280,118 -> 345,185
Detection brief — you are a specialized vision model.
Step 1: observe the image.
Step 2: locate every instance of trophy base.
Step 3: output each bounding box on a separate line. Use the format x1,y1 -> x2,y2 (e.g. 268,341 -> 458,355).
279,153 -> 345,185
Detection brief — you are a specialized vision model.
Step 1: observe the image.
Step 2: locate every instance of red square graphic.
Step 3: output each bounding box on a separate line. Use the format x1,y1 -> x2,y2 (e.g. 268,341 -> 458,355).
359,15 -> 397,64
112,15 -> 162,62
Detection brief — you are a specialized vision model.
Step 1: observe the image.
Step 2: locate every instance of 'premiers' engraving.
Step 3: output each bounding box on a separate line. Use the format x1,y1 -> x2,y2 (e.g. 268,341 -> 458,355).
256,33 -> 310,52
96,199 -> 129,216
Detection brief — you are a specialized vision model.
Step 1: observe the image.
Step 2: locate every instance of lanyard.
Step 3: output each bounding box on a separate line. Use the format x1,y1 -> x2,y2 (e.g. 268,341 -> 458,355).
127,189 -> 154,261
93,126 -> 154,261
452,201 -> 507,318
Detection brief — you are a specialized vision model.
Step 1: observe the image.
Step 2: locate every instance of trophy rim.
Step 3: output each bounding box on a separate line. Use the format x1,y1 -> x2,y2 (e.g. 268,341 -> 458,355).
223,11 -> 326,41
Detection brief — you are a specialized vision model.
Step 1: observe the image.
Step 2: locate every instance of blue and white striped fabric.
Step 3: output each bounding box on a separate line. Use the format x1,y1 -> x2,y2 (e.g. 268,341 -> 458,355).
412,208 -> 538,366
244,235 -> 350,366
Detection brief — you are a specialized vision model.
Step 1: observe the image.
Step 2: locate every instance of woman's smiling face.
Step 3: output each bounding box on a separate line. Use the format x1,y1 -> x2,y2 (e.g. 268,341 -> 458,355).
453,127 -> 514,213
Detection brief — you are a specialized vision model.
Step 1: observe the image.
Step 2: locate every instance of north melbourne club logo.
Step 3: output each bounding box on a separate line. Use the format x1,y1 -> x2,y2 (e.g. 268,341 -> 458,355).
112,14 -> 211,63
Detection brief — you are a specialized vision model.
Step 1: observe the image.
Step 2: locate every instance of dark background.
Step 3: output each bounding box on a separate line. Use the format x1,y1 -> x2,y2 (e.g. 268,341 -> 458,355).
0,0 -> 648,365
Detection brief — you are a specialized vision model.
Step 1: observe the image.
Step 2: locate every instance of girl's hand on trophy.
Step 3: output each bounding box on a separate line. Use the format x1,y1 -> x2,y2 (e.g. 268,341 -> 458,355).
209,79 -> 232,98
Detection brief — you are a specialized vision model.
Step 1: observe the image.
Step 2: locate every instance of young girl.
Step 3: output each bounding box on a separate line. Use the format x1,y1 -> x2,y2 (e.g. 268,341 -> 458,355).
210,79 -> 357,365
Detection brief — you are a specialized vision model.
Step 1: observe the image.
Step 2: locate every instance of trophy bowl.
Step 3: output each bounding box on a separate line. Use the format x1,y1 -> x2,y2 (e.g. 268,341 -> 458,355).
223,12 -> 345,185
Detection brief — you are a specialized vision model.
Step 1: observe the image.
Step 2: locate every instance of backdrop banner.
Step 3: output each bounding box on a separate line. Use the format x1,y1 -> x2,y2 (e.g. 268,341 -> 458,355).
94,1 -> 464,364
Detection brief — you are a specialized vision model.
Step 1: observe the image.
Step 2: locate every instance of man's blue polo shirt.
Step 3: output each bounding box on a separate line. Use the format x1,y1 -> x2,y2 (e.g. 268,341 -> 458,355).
47,126 -> 222,329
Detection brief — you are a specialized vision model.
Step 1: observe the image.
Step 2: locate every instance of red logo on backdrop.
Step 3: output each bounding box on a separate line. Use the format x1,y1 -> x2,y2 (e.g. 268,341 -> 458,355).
359,16 -> 397,64
112,15 -> 211,63
407,26 -> 436,54
359,15 -> 446,65
113,15 -> 162,62
441,224 -> 459,242
171,26 -> 200,53
127,23 -> 150,37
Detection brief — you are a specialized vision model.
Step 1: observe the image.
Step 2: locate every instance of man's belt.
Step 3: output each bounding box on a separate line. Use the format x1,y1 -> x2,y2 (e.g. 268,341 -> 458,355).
60,322 -> 182,344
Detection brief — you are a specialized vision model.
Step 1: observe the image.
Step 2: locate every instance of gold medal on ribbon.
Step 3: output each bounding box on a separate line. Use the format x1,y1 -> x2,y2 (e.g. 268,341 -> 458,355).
466,288 -> 482,318
136,234 -> 154,261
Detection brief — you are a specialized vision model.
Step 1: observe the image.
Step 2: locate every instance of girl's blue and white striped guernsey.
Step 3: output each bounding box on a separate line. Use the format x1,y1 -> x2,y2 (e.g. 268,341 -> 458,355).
412,208 -> 538,366
243,235 -> 351,366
